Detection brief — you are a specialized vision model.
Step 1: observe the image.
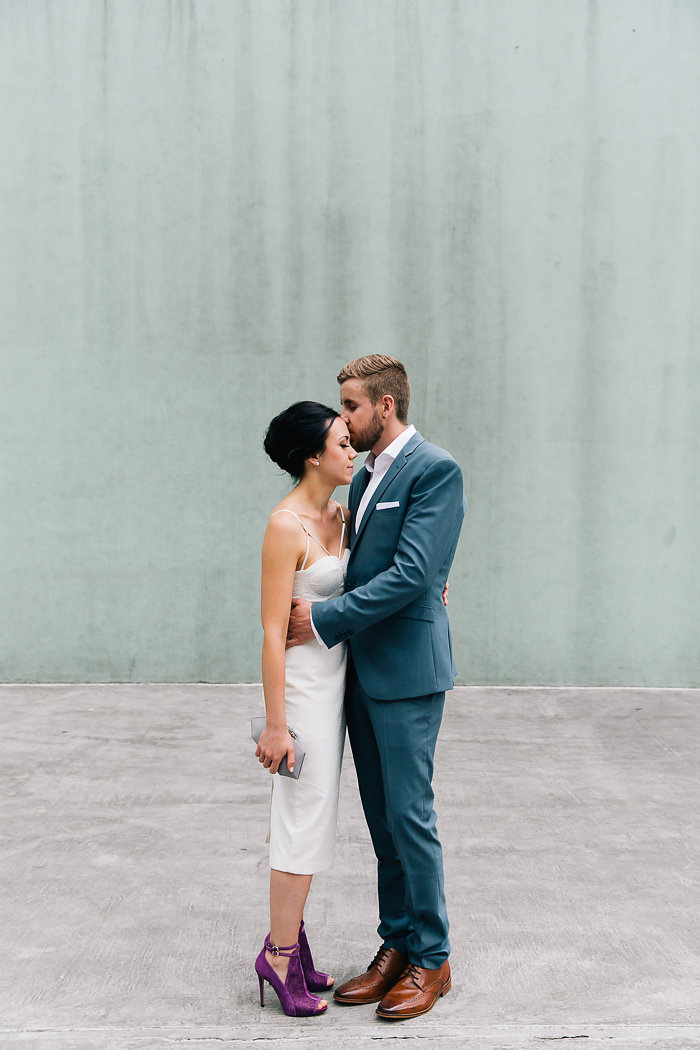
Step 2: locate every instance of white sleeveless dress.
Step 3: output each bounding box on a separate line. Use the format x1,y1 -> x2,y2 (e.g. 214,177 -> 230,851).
266,507 -> 349,875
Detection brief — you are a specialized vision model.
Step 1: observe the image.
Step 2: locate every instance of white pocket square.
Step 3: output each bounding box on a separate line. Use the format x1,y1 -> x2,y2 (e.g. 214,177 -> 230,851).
376,501 -> 400,510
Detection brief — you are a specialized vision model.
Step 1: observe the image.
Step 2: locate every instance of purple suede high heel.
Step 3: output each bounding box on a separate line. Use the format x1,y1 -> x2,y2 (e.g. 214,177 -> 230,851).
298,920 -> 333,992
255,937 -> 328,1017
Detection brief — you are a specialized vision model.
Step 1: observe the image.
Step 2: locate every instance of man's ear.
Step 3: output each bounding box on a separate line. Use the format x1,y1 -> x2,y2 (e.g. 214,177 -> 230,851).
381,394 -> 395,419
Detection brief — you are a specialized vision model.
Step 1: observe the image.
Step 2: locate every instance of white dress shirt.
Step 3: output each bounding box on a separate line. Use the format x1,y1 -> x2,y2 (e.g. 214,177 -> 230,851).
310,424 -> 416,647
354,424 -> 416,531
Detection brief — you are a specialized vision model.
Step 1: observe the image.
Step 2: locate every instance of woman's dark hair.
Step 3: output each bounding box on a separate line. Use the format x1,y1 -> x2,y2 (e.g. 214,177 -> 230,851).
264,401 -> 339,482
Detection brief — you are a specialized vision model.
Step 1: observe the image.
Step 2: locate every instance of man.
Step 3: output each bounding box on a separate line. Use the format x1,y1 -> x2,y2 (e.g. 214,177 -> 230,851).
286,355 -> 466,1020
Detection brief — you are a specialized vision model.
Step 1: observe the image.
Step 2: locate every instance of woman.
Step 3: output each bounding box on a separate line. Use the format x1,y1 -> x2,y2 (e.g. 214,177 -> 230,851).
254,401 -> 357,1017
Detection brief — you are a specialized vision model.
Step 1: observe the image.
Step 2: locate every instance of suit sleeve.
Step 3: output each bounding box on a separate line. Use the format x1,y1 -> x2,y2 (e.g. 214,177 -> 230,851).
312,455 -> 465,648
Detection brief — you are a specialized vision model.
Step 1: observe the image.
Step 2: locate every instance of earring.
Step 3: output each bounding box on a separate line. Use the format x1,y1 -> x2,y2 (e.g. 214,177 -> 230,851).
311,459 -> 319,466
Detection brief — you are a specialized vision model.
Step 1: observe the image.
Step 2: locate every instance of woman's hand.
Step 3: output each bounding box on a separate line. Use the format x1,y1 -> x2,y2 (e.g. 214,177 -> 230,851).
442,581 -> 449,606
255,725 -> 297,775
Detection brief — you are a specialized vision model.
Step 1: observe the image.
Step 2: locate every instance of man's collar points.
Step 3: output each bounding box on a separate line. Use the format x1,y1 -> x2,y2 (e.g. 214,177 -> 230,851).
370,424 -> 416,463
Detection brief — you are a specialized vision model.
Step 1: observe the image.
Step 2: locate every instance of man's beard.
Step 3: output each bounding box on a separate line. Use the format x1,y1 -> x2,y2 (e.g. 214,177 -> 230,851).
349,408 -> 384,453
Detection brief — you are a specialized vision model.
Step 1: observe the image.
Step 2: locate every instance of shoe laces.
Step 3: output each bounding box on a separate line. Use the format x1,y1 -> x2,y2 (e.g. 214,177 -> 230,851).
369,945 -> 393,972
404,963 -> 424,986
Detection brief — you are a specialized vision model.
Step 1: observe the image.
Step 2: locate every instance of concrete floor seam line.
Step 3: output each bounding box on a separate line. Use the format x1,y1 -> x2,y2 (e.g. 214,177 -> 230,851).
3,1026 -> 700,1036
3,683 -> 700,690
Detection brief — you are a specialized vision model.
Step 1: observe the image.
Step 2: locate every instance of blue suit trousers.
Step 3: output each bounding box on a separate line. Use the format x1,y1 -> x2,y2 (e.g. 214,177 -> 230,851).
345,666 -> 450,968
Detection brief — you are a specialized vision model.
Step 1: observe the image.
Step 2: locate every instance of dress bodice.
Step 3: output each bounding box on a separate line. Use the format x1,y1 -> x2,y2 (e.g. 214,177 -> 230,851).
269,504 -> 349,604
292,549 -> 349,603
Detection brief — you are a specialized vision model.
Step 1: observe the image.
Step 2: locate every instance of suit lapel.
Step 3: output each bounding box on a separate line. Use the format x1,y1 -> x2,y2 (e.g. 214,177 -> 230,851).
349,466 -> 370,518
353,431 -> 424,546
348,466 -> 369,548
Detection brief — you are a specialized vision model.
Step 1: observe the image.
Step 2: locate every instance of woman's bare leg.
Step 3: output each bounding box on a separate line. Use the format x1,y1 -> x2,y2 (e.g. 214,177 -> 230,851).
266,868 -> 327,1007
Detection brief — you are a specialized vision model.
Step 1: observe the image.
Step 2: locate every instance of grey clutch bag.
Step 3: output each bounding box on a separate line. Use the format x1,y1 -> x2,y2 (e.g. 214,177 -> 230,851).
250,717 -> 305,780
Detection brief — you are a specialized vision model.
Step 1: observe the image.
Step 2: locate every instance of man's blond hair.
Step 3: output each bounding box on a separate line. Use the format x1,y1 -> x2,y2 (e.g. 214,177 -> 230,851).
337,355 -> 410,423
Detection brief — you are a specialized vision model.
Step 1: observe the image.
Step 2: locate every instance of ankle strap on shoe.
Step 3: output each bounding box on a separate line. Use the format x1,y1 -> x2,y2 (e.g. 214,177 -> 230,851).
265,938 -> 300,958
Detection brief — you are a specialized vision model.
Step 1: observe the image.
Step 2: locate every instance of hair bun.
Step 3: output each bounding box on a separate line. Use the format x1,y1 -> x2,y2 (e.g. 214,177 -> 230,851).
263,417 -> 292,473
264,401 -> 339,482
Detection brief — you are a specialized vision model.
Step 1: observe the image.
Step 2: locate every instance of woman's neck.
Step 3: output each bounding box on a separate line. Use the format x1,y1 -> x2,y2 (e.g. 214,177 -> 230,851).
290,476 -> 335,517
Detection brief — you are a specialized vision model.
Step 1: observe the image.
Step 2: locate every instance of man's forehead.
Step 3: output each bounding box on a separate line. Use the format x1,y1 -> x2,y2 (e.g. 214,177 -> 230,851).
340,377 -> 368,401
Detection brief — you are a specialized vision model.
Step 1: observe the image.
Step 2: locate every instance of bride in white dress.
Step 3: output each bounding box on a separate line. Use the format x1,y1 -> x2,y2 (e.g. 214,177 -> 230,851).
254,401 -> 357,1018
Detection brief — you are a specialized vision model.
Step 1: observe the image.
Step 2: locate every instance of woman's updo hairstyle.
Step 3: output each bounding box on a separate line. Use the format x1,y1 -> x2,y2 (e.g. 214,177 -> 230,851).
264,401 -> 340,482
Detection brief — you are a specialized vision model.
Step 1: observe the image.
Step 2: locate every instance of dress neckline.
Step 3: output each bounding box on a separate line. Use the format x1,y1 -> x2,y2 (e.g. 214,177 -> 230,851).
295,548 -> 350,574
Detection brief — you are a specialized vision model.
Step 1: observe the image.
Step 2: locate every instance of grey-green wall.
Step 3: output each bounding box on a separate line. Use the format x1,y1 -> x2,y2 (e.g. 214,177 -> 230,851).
2,1 -> 699,685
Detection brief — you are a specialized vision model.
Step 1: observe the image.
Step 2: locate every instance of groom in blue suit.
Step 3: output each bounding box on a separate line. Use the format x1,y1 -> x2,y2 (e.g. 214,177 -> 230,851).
286,355 -> 466,1020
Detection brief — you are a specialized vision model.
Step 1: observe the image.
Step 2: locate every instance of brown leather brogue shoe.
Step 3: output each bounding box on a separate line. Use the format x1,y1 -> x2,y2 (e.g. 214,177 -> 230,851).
375,959 -> 451,1019
333,946 -> 409,1005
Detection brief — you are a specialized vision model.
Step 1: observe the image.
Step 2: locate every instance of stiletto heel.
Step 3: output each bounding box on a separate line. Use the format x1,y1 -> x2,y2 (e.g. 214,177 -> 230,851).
258,973 -> 265,1007
298,920 -> 333,992
254,937 -> 328,1017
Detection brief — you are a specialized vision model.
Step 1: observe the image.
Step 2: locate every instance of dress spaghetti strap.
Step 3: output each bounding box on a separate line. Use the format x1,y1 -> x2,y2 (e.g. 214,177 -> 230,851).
269,508 -> 337,564
269,509 -> 312,568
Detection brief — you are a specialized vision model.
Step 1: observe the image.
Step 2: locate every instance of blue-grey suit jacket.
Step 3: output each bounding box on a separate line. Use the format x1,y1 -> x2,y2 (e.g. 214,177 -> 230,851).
312,431 -> 466,701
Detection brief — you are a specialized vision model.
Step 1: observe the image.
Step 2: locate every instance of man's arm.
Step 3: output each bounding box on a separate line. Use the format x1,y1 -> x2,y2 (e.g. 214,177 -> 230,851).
311,455 -> 465,649
286,596 -> 315,648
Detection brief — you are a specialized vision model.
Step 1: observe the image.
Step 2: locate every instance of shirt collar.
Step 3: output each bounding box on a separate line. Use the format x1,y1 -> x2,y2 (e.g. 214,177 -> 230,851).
365,424 -> 416,475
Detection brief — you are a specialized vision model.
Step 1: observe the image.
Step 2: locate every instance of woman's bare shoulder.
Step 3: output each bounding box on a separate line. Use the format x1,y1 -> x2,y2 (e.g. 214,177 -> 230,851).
264,504 -> 306,546
267,505 -> 299,527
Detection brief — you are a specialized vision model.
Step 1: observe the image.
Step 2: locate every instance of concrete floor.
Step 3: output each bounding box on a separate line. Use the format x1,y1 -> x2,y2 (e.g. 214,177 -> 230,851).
1,684 -> 699,1050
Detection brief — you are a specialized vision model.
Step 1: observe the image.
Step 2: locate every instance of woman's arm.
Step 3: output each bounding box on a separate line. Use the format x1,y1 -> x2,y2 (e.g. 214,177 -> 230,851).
257,513 -> 304,775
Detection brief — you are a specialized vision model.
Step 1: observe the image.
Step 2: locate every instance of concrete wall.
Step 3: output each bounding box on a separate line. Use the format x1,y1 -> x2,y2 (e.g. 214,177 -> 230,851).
1,0 -> 699,685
